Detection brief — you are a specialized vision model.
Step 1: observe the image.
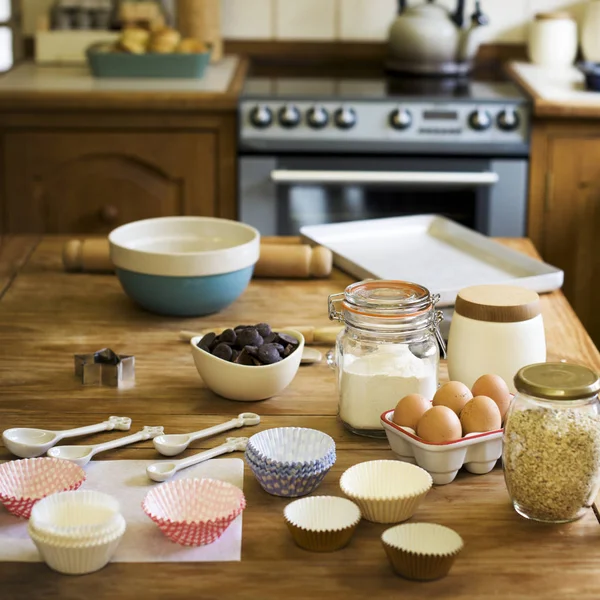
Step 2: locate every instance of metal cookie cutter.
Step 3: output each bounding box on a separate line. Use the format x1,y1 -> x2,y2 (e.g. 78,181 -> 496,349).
74,348 -> 135,387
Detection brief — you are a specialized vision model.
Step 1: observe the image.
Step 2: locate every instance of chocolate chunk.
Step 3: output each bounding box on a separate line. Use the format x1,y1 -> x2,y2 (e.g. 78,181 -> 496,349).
277,333 -> 299,347
231,349 -> 240,362
198,332 -> 216,352
271,343 -> 285,355
283,344 -> 294,357
262,332 -> 277,344
236,327 -> 263,348
234,348 -> 255,365
251,356 -> 263,366
245,345 -> 259,357
255,323 -> 272,337
234,325 -> 251,332
220,328 -> 237,345
213,343 -> 233,362
258,344 -> 283,365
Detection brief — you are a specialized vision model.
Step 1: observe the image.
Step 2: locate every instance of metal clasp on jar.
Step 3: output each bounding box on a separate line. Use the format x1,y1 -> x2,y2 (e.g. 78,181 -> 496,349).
328,292 -> 345,323
430,294 -> 447,358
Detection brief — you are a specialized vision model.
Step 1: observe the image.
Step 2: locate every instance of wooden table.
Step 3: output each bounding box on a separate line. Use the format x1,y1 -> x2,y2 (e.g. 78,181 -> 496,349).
1,236 -> 599,600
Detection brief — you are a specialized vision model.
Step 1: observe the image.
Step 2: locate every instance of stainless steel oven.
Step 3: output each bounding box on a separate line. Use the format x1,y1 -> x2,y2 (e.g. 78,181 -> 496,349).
239,154 -> 528,236
238,74 -> 530,237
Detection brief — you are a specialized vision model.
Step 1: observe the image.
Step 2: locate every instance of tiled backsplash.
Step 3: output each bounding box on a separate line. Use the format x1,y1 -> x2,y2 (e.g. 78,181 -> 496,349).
22,0 -> 589,44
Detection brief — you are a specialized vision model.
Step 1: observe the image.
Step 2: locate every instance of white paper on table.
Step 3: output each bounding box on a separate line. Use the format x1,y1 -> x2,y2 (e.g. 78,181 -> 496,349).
0,458 -> 244,563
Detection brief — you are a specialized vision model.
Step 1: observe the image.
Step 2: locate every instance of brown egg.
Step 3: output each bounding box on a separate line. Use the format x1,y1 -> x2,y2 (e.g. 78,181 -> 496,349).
471,374 -> 512,422
432,381 -> 473,416
460,396 -> 502,435
416,406 -> 463,443
392,394 -> 432,430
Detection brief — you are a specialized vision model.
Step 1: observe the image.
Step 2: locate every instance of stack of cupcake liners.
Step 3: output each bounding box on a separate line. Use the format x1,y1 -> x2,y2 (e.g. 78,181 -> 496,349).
28,490 -> 126,575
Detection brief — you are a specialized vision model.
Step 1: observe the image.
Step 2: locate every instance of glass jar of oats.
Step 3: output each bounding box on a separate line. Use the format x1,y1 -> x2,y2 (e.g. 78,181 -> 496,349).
503,362 -> 600,523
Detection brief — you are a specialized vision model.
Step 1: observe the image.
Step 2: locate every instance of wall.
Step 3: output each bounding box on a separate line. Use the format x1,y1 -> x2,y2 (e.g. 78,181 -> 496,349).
21,0 -> 589,44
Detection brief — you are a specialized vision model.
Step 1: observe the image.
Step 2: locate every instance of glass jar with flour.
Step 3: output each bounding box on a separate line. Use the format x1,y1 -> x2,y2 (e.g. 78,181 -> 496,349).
328,280 -> 444,438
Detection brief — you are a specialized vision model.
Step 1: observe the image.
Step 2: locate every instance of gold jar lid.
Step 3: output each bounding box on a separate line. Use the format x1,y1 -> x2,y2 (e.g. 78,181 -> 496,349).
534,11 -> 574,21
514,362 -> 600,400
454,285 -> 541,323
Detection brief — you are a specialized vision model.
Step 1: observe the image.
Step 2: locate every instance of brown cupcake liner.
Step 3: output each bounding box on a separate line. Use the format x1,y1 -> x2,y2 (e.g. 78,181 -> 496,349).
285,519 -> 358,552
383,543 -> 461,581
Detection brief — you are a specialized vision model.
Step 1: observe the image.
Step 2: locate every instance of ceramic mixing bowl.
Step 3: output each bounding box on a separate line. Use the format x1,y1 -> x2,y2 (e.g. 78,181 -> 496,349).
190,329 -> 304,401
108,216 -> 260,317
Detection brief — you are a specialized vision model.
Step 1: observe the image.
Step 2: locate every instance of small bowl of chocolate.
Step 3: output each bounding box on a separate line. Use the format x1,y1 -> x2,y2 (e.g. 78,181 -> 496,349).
190,323 -> 305,401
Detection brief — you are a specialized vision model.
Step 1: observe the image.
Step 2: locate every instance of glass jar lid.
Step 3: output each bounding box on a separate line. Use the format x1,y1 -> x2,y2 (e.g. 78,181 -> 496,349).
339,280 -> 434,318
514,362 -> 600,400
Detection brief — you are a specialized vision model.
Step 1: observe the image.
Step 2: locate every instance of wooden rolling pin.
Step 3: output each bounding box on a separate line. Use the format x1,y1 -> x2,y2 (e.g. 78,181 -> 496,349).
179,325 -> 342,345
62,238 -> 332,279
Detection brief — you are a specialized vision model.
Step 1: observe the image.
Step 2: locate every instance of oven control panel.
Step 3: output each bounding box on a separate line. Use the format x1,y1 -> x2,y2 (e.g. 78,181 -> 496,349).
239,99 -> 530,155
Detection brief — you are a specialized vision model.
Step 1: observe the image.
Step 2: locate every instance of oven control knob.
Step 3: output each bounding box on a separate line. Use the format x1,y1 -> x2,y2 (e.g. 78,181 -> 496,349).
307,106 -> 329,129
249,105 -> 273,129
468,109 -> 492,131
334,107 -> 357,130
389,108 -> 412,130
497,108 -> 520,131
278,105 -> 301,129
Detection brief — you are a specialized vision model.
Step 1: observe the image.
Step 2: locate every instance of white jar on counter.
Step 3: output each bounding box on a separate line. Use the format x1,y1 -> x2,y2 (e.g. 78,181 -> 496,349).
528,12 -> 577,67
328,280 -> 443,438
447,285 -> 546,393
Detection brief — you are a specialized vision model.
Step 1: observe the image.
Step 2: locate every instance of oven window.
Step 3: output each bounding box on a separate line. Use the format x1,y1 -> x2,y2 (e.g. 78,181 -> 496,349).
278,183 -> 478,235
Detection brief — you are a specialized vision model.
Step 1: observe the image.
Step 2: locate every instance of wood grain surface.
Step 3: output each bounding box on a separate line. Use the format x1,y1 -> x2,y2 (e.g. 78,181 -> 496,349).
0,236 -> 599,600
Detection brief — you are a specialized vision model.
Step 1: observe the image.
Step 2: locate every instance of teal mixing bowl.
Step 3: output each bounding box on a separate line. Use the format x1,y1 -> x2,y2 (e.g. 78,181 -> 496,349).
108,217 -> 260,317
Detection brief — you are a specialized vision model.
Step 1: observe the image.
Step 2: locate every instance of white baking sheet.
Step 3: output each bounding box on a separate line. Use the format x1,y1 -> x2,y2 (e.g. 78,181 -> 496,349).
301,215 -> 564,306
0,458 -> 244,563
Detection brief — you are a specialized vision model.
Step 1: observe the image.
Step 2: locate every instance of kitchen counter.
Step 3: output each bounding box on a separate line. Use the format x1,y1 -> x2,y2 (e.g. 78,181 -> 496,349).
1,235 -> 599,600
0,55 -> 248,111
507,61 -> 600,118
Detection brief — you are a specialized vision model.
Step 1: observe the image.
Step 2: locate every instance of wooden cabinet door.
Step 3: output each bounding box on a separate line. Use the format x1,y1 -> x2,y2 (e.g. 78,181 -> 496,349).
539,135 -> 600,345
3,131 -> 217,233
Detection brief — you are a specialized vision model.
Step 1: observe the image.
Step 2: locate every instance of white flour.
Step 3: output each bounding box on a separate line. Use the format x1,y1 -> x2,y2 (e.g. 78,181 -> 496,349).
339,344 -> 437,431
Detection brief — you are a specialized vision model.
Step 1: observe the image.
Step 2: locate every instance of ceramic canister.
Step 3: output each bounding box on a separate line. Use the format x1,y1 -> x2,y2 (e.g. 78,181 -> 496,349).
446,285 -> 546,393
528,12 -> 577,67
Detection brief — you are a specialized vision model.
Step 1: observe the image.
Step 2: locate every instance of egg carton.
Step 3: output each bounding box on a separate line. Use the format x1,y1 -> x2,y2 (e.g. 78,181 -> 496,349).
380,410 -> 503,485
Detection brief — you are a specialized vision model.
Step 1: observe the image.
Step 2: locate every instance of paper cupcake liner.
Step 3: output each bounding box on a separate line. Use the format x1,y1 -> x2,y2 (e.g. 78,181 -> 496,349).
245,444 -> 336,472
247,428 -> 336,469
284,496 -> 361,552
0,458 -> 86,519
381,523 -> 464,581
142,478 -> 246,547
29,519 -> 125,575
30,490 -> 121,539
249,461 -> 331,497
340,460 -> 432,524
245,448 -> 336,478
29,515 -> 126,547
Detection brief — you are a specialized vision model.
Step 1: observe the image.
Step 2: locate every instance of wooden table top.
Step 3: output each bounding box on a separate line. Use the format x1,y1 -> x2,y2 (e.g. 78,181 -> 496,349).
1,236 -> 599,600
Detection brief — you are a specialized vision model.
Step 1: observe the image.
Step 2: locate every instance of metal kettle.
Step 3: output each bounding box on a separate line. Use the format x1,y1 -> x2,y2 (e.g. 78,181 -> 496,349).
387,0 -> 489,76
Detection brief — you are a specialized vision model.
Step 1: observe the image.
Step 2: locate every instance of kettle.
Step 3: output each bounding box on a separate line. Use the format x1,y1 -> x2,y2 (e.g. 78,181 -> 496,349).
387,0 -> 489,76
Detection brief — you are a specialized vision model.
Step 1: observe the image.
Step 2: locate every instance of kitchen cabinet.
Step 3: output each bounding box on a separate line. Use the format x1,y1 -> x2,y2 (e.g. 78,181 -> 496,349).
4,131 -> 218,234
528,120 -> 600,346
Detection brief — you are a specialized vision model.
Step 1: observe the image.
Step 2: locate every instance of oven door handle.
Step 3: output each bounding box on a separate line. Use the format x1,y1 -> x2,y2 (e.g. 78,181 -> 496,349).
270,170 -> 499,186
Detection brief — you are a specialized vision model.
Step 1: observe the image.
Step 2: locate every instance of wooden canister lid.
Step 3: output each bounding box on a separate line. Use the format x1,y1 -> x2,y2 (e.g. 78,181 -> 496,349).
454,285 -> 541,323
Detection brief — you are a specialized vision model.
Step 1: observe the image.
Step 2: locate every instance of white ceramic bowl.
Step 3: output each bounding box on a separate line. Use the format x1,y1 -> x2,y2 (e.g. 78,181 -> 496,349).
190,329 -> 305,401
339,460 -> 432,524
108,216 -> 260,317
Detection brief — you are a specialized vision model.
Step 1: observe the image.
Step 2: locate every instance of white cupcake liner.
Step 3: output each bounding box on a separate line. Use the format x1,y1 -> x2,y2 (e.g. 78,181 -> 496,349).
0,458 -> 86,519
30,490 -> 121,540
381,523 -> 464,581
28,517 -> 126,575
284,496 -> 361,552
340,460 -> 432,524
247,428 -> 336,467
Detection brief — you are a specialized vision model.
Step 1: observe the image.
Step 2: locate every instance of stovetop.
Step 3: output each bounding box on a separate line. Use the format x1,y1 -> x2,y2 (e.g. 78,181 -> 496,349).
239,71 -> 531,156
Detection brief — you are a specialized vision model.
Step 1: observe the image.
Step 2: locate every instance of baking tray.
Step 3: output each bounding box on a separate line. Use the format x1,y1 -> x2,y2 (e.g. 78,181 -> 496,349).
300,215 -> 563,307
87,46 -> 211,79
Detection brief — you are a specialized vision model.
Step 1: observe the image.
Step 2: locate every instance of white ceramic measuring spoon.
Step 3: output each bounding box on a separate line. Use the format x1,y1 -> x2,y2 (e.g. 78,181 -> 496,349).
146,437 -> 249,483
153,413 -> 260,457
2,416 -> 132,459
47,426 -> 164,467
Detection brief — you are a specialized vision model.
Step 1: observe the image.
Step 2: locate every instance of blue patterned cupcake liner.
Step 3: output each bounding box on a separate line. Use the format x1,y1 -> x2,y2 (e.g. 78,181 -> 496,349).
247,460 -> 332,498
245,446 -> 336,476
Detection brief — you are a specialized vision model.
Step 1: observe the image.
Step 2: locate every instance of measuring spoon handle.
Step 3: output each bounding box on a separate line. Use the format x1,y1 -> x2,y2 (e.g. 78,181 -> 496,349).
176,438 -> 248,472
58,416 -> 132,441
88,426 -> 164,458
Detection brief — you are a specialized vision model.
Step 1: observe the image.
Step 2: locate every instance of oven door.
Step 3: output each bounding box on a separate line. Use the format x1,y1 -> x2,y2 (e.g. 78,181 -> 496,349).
239,155 -> 528,237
